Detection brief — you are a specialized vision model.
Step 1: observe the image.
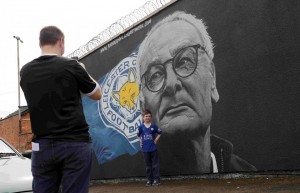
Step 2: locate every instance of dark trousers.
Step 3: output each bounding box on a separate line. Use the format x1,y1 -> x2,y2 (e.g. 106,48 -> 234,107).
142,150 -> 160,181
31,139 -> 92,193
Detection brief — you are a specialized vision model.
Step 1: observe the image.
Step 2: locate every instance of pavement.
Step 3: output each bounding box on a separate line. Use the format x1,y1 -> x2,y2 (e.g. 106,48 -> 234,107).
89,174 -> 300,193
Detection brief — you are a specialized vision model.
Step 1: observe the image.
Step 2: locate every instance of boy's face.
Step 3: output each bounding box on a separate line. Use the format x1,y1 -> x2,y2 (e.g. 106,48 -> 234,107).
143,113 -> 152,123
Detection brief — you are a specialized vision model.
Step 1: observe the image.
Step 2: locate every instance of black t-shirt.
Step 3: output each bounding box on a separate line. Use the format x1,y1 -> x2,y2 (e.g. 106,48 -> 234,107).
20,55 -> 97,142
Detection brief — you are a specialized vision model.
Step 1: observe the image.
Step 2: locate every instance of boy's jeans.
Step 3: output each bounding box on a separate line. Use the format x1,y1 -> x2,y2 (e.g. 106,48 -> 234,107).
143,150 -> 160,182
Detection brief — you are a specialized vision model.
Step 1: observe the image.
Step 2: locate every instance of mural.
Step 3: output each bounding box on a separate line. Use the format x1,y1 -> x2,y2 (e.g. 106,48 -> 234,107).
137,10 -> 258,174
80,0 -> 299,179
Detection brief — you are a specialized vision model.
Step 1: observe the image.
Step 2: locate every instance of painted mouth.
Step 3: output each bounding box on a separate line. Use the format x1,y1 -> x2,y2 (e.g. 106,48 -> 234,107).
160,104 -> 191,120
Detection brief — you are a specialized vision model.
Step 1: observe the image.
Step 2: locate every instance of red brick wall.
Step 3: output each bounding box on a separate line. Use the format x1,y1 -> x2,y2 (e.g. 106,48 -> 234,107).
0,113 -> 32,152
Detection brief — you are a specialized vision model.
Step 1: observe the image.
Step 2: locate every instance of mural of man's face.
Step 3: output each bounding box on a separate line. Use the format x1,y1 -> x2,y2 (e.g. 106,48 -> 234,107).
139,20 -> 217,136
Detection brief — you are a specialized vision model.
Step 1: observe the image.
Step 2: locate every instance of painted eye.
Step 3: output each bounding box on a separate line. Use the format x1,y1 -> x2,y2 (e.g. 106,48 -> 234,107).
174,47 -> 197,77
145,65 -> 165,91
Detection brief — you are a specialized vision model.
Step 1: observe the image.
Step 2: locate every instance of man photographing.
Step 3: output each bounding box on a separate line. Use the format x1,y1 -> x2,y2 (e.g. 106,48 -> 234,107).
20,26 -> 101,193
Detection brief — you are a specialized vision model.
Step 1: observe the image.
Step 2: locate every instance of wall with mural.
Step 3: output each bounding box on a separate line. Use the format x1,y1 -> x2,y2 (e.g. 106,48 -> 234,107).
79,0 -> 299,179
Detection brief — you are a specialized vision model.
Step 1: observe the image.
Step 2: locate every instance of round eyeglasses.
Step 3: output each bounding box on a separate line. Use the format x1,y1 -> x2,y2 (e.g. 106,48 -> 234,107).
141,44 -> 207,92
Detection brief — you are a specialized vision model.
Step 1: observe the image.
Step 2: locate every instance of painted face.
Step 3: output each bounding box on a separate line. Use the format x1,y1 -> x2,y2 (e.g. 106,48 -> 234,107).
139,20 -> 216,135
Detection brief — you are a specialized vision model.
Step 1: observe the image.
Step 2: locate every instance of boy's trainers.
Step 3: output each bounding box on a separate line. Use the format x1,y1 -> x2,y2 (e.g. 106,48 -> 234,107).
152,180 -> 161,186
146,181 -> 152,186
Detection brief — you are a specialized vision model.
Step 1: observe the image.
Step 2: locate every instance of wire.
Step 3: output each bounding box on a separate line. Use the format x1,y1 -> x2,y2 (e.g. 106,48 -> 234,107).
67,0 -> 174,59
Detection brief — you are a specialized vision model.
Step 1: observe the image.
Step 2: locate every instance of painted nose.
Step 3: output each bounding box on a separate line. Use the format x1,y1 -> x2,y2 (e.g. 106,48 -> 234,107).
163,62 -> 182,95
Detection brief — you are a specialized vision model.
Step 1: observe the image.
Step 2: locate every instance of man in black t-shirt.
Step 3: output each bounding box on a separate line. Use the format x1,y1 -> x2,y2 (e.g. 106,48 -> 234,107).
20,26 -> 101,193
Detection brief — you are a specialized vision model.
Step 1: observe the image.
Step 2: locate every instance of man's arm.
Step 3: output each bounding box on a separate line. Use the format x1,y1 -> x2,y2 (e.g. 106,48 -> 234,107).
78,62 -> 102,100
87,79 -> 102,100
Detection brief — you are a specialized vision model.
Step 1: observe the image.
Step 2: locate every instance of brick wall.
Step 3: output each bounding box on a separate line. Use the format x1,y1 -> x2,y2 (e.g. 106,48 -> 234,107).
0,113 -> 32,153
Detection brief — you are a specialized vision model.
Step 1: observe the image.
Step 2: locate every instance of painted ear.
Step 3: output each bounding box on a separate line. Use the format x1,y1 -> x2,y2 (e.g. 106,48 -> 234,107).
128,68 -> 137,83
112,91 -> 120,102
210,62 -> 219,103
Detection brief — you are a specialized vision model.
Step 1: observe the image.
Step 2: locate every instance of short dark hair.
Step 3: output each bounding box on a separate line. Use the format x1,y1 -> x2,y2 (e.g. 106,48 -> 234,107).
142,109 -> 152,117
39,26 -> 64,46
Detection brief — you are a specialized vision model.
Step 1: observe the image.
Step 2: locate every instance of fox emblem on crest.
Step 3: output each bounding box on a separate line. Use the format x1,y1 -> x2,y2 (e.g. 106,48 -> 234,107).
112,68 -> 140,110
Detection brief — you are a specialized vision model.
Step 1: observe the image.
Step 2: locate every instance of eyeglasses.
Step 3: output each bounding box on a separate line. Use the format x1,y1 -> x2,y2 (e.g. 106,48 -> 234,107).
142,44 -> 206,92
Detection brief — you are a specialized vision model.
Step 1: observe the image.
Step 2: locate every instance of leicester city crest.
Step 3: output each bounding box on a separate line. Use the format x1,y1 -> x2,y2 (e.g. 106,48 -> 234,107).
98,51 -> 142,144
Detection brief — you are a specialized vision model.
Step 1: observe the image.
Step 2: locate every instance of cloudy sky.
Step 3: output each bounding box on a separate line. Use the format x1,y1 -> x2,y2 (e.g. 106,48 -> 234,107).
0,0 -> 159,118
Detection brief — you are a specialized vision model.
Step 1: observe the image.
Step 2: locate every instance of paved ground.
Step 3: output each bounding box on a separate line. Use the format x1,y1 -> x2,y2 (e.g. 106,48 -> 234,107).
89,175 -> 300,193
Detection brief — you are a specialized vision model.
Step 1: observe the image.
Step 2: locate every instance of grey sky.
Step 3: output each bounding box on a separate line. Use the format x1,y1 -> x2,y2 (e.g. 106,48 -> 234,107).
0,0 -> 155,118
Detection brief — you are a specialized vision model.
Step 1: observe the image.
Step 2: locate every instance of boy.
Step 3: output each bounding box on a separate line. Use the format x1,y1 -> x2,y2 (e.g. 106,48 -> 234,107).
137,110 -> 162,186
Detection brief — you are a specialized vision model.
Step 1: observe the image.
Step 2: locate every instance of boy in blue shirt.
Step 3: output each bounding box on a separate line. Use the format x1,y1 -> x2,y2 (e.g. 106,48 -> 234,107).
137,110 -> 162,186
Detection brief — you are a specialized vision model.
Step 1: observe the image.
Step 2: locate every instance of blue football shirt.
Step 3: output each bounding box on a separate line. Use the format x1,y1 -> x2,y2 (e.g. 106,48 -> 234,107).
137,123 -> 162,152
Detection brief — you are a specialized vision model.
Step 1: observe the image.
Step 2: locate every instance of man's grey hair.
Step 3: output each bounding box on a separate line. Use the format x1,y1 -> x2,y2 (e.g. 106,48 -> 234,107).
137,11 -> 214,63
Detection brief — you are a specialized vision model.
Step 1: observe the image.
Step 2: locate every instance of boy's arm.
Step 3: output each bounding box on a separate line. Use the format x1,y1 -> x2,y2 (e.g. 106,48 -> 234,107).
138,136 -> 142,147
154,124 -> 162,144
137,126 -> 142,148
154,134 -> 161,144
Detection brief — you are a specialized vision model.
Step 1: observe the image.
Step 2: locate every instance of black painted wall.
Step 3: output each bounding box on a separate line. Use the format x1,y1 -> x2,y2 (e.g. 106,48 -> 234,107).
80,0 -> 299,179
